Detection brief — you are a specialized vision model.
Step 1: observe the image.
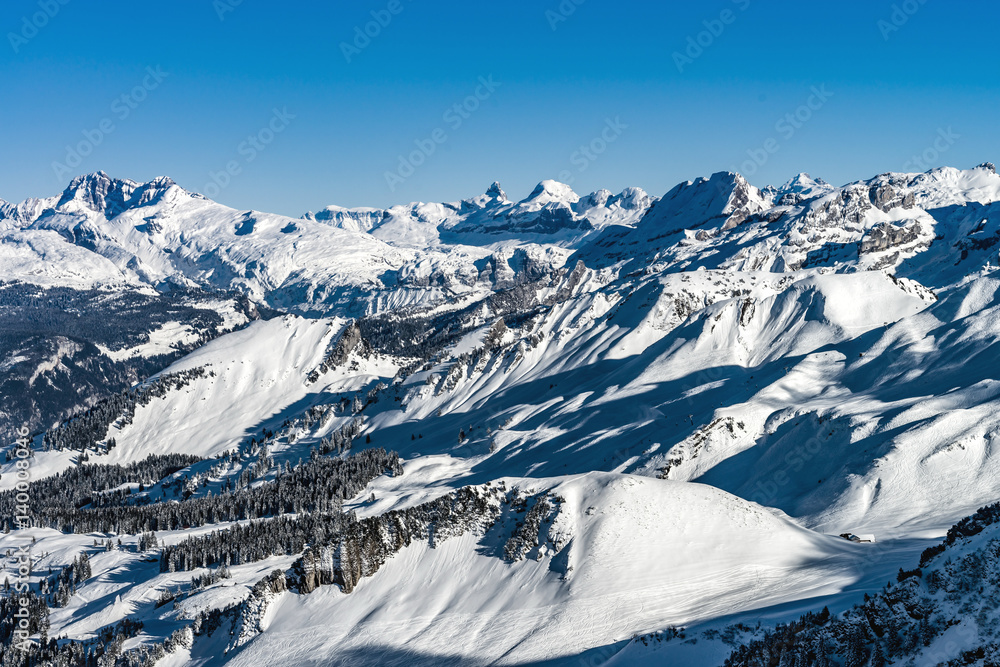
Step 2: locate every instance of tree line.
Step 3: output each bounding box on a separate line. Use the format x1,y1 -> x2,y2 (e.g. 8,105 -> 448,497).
41,367 -> 209,452
37,448 -> 402,535
0,453 -> 201,527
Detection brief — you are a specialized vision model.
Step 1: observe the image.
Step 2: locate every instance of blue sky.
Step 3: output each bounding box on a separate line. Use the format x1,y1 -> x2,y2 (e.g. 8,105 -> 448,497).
1,0 -> 998,216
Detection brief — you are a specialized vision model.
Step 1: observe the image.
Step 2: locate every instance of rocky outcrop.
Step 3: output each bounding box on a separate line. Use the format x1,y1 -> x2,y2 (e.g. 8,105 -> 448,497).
860,220 -> 922,254
228,570 -> 287,651
868,180 -> 916,213
305,206 -> 387,232
294,486 -> 504,594
308,321 -> 373,382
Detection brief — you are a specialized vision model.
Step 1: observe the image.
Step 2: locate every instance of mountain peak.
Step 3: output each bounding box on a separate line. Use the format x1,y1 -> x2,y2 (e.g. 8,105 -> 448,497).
643,171 -> 766,233
57,172 -> 138,218
779,172 -> 831,193
521,180 -> 579,206
575,187 -> 651,216
63,171 -> 117,191
613,186 -> 651,209
765,172 -> 835,206
55,173 -> 183,219
486,181 -> 507,201
129,176 -> 182,208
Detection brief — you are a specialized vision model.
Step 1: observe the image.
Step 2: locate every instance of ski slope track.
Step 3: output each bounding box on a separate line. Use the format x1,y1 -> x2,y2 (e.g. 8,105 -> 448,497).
2,163 -> 1000,665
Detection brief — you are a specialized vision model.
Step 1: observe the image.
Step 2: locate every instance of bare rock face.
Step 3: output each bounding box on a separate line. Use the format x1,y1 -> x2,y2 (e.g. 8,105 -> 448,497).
806,185 -> 872,229
56,172 -> 135,218
308,321 -> 374,382
868,182 -> 916,213
308,207 -> 387,233
806,175 -> 915,230
860,220 -> 922,254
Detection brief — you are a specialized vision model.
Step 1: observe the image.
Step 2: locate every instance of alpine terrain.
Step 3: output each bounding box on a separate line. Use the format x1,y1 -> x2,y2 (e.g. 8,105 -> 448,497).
4,164 -> 1000,666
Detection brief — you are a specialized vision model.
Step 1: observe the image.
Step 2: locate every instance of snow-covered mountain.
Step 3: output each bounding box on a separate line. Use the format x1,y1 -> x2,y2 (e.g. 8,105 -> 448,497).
763,172 -> 837,206
3,163 -> 1000,666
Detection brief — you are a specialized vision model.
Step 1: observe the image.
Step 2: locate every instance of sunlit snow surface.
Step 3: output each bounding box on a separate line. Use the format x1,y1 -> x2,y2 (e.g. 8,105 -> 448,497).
3,164 -> 1000,664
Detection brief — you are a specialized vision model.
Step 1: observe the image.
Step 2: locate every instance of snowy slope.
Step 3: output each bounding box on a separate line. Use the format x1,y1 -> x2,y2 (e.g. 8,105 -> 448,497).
5,163 -> 1000,666
224,474 -> 861,667
612,503 -> 1000,666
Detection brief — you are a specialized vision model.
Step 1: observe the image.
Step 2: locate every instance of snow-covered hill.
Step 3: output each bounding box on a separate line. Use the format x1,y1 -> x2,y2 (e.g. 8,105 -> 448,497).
3,163 -> 1000,666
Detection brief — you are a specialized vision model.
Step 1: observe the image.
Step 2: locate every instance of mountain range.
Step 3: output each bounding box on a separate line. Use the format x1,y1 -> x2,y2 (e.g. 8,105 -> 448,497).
3,163 -> 1000,666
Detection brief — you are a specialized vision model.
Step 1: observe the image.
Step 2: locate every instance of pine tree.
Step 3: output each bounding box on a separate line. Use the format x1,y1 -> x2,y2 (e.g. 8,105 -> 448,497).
919,614 -> 934,646
845,627 -> 866,667
871,641 -> 887,667
814,639 -> 831,667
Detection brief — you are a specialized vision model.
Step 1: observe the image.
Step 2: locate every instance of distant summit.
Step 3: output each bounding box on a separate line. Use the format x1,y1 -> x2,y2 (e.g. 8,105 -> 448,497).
55,172 -> 181,219
486,181 -> 507,201
765,172 -> 836,205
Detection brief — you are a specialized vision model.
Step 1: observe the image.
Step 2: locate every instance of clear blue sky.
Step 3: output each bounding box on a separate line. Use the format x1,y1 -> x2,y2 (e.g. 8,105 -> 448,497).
2,0 -> 998,216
